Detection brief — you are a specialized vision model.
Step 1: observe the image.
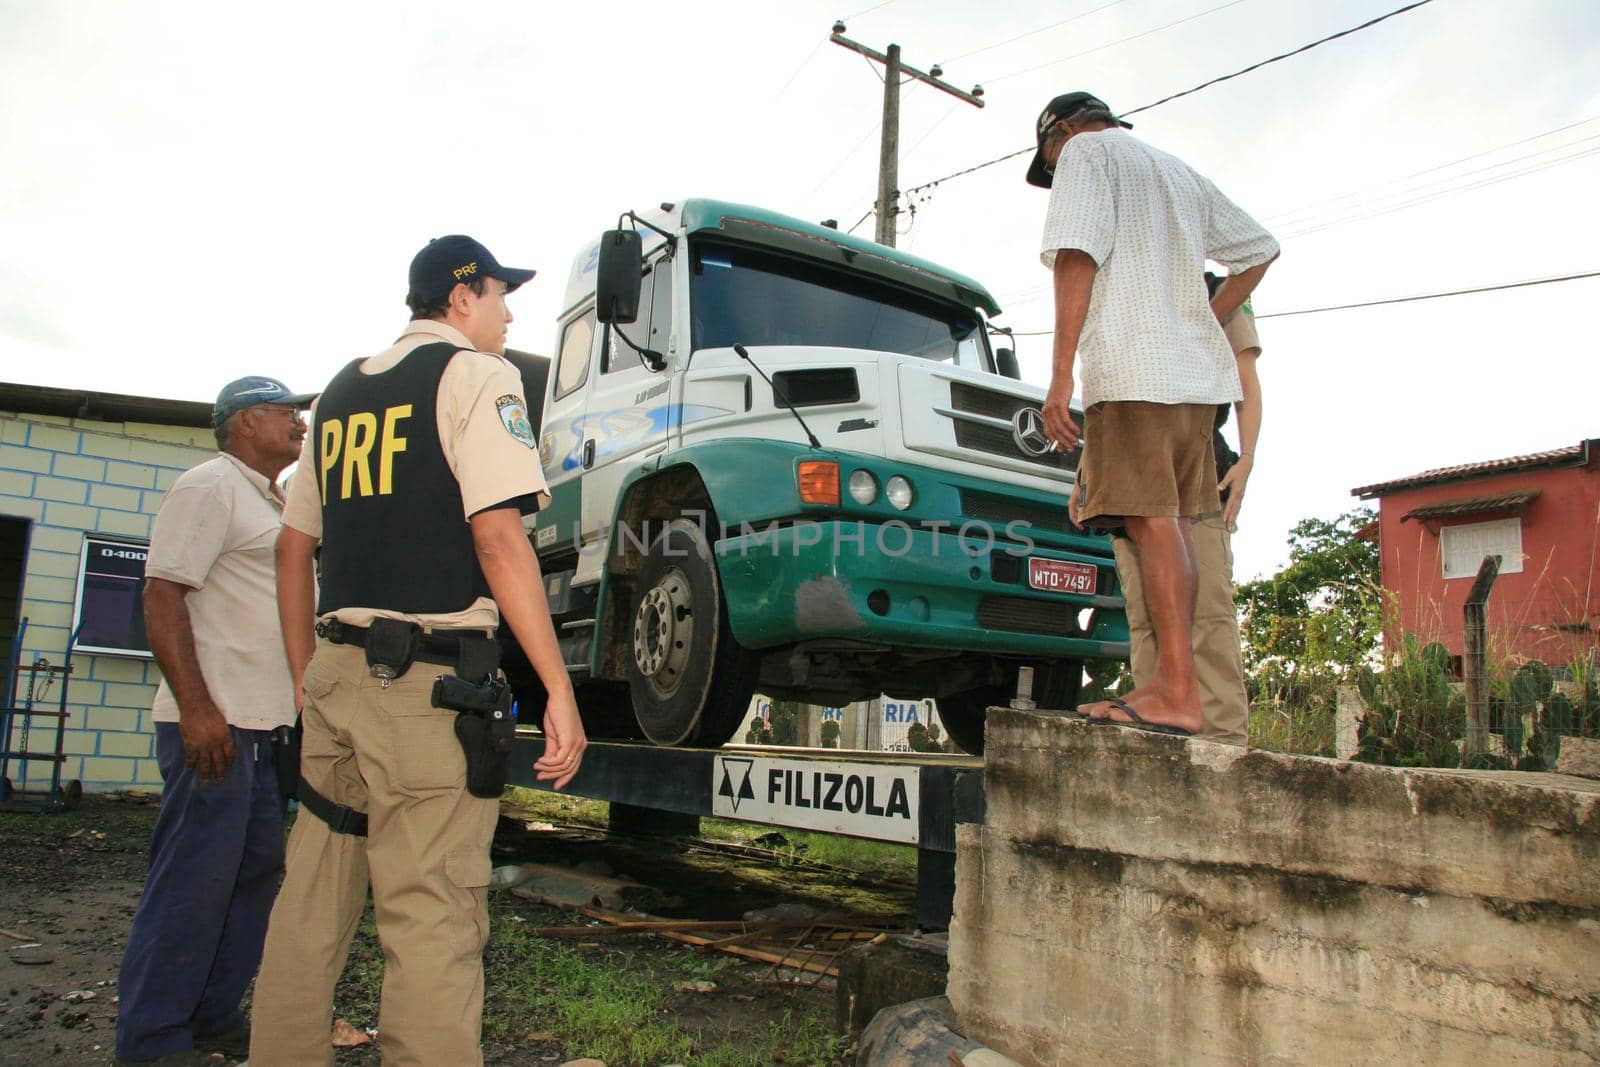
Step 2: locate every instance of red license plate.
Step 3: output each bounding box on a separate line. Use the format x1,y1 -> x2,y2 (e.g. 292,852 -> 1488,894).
1027,558 -> 1097,595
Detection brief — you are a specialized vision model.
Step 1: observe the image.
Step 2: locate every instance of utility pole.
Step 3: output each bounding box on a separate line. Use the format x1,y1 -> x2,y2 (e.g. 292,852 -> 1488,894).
830,24 -> 984,248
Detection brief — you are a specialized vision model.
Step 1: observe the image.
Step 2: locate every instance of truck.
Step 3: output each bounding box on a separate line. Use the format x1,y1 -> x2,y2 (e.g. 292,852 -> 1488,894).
507,199 -> 1129,754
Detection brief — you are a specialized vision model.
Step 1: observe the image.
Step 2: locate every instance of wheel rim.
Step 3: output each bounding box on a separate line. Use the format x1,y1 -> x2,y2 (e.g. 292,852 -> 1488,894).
632,564 -> 695,701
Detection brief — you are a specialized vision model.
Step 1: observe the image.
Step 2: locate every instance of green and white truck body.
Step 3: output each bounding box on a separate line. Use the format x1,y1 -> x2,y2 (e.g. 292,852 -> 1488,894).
522,198 -> 1128,751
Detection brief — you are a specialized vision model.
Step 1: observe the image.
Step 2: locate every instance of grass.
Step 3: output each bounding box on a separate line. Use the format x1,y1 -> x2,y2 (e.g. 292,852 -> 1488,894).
330,894 -> 846,1066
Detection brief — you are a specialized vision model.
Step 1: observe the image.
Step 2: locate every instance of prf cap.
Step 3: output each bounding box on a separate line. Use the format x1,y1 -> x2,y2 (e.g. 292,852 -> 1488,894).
1025,91 -> 1133,188
212,377 -> 316,429
407,235 -> 536,305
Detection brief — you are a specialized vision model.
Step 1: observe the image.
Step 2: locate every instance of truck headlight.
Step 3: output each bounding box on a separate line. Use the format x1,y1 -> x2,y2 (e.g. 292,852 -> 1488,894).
886,475 -> 914,510
848,469 -> 878,505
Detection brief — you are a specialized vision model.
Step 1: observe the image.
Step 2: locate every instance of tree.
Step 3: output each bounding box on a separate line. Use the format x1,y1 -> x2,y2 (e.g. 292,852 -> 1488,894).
1235,507 -> 1383,678
819,720 -> 841,749
744,715 -> 773,745
767,700 -> 801,746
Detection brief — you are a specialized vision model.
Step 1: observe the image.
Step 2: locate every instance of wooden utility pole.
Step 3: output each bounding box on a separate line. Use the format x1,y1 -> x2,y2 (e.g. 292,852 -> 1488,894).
829,26 -> 984,248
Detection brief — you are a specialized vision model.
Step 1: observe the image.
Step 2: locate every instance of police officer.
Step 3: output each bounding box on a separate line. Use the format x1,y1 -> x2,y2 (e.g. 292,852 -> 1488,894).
250,236 -> 585,1066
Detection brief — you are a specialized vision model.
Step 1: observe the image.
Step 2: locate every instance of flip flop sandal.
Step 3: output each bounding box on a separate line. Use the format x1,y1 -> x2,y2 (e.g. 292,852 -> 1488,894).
1088,697 -> 1193,737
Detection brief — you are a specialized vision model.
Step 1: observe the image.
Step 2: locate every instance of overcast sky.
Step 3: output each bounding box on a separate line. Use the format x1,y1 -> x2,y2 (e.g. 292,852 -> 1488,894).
3,0 -> 1596,580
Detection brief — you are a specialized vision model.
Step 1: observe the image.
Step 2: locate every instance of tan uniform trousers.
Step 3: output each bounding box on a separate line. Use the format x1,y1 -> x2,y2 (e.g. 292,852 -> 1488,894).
1112,514 -> 1248,744
249,641 -> 498,1067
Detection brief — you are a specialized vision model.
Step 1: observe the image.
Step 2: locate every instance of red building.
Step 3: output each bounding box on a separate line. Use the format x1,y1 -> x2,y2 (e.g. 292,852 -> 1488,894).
1351,439 -> 1600,667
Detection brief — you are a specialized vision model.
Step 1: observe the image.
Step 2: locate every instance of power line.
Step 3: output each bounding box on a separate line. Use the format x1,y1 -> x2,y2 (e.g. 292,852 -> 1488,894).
995,270 -> 1600,334
798,119 -> 882,208
1120,0 -> 1436,118
902,0 -> 1440,198
842,0 -> 895,20
986,0 -> 1251,85
1261,115 -> 1600,224
940,0 -> 1135,65
1256,269 -> 1600,318
1278,137 -> 1600,239
769,38 -> 827,106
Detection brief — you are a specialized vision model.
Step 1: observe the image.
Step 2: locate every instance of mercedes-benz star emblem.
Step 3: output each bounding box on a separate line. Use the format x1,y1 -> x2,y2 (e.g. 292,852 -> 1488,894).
1011,406 -> 1053,457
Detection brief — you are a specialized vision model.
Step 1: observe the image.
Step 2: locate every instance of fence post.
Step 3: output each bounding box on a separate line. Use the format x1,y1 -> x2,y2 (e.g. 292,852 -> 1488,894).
1462,555 -> 1501,757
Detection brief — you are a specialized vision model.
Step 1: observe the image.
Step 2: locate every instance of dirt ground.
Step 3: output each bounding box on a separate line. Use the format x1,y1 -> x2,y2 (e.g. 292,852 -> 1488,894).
0,793 -> 915,1066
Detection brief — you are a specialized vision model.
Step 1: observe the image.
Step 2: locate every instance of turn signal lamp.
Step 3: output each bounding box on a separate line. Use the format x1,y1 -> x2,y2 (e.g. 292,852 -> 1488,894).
798,461 -> 841,505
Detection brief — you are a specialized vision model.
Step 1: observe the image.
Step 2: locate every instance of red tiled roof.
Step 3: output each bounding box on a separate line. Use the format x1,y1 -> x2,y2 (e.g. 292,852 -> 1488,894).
1351,440 -> 1594,499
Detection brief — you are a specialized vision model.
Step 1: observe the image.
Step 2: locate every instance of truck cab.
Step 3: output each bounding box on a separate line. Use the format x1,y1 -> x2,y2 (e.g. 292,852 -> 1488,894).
514,199 -> 1128,752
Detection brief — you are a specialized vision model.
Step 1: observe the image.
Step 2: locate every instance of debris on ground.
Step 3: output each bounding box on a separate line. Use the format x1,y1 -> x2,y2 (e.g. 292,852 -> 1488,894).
331,1018 -> 372,1047
504,862 -> 647,910
672,980 -> 717,993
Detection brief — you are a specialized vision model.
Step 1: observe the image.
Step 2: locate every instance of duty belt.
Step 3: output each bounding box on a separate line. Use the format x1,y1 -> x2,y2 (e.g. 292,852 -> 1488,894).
315,618 -> 500,683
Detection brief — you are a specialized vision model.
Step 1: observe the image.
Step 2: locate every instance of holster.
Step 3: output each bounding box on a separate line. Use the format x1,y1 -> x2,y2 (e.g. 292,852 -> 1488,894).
434,674 -> 515,798
270,721 -> 302,805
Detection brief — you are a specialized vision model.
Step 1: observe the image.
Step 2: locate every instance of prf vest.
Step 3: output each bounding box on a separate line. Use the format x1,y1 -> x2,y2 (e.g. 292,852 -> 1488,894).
312,342 -> 490,615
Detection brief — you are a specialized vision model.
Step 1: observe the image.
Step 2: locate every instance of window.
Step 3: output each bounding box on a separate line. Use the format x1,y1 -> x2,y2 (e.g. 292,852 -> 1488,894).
1440,518 -> 1524,579
554,309 -> 597,399
604,252 -> 673,374
689,240 -> 984,369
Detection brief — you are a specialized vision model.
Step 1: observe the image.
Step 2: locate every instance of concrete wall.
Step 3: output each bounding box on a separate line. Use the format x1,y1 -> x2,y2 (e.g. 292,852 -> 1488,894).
949,709 -> 1600,1066
1,410 -> 215,791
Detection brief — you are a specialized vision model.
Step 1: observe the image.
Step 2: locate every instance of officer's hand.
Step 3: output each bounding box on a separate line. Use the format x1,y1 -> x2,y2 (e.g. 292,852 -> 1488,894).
535,686 -> 587,791
180,697 -> 235,783
1219,456 -> 1252,531
1042,385 -> 1081,453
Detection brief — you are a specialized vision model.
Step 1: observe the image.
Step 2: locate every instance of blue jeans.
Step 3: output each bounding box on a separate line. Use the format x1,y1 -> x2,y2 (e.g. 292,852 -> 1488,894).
115,723 -> 285,1060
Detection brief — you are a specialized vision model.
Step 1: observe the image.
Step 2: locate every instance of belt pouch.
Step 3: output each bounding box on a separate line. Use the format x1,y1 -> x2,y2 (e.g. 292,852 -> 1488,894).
365,617 -> 420,680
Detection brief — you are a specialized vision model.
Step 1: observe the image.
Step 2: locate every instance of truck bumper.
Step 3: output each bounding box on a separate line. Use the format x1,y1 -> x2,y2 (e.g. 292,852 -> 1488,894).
714,519 -> 1129,660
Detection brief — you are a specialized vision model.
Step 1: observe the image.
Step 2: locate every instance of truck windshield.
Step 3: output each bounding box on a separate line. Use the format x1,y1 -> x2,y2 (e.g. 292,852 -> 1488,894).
690,240 -> 987,369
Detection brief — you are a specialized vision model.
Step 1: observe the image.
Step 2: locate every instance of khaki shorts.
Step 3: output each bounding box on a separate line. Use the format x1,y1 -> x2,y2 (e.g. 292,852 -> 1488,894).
1079,401 -> 1219,522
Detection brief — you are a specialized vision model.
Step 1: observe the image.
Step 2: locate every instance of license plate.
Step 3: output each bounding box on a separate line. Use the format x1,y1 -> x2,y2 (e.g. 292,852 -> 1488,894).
1027,558 -> 1097,595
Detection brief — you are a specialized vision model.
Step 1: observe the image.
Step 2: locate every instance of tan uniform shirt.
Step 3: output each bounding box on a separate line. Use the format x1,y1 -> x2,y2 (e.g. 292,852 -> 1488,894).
1222,299 -> 1262,357
281,319 -> 550,631
148,452 -> 297,730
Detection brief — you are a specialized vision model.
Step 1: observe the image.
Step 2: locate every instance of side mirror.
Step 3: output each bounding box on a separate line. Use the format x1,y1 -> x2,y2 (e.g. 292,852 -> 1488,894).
995,347 -> 1021,380
595,229 -> 643,324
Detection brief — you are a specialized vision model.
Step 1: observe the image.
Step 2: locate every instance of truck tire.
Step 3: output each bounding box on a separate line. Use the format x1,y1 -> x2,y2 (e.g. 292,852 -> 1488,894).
627,518 -> 757,747
937,661 -> 1084,756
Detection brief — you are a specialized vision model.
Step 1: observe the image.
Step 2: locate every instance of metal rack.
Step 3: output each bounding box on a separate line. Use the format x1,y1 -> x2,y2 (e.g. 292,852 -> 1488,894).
1,618 -> 84,812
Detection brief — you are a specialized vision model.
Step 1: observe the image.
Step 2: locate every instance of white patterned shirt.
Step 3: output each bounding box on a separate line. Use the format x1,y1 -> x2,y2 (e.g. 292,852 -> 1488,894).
1039,129 -> 1278,407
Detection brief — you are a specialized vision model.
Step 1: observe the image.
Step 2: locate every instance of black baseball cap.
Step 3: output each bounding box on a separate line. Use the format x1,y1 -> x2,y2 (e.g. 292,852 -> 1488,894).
1025,91 -> 1133,188
407,235 -> 536,305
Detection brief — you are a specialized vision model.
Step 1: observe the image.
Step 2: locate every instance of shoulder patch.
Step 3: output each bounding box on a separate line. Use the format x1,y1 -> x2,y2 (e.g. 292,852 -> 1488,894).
495,394 -> 537,448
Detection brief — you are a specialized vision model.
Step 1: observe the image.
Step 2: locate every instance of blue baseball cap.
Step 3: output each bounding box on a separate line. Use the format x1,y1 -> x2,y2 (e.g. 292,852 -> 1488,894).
212,376 -> 316,429
407,235 -> 536,305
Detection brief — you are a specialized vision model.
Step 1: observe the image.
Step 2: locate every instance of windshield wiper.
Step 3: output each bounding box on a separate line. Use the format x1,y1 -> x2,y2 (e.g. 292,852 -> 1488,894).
733,343 -> 821,449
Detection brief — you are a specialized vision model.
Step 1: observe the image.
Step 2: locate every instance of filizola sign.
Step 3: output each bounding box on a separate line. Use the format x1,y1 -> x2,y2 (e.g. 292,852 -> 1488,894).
712,755 -> 921,845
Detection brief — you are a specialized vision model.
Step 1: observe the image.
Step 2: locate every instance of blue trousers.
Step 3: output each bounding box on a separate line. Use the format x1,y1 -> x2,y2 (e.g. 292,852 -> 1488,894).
115,723 -> 285,1061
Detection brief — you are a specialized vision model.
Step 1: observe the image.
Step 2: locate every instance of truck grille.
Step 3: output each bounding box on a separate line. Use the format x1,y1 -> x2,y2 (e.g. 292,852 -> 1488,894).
977,595 -> 1083,637
962,490 -> 1074,536
946,383 -> 1077,471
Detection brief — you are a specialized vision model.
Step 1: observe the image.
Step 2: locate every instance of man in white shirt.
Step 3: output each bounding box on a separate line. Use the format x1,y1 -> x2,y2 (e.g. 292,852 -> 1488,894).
1029,91 -> 1278,736
115,376 -> 312,1066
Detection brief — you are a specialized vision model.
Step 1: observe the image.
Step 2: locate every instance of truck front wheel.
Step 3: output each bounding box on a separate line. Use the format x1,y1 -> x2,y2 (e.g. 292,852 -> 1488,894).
627,518 -> 757,747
